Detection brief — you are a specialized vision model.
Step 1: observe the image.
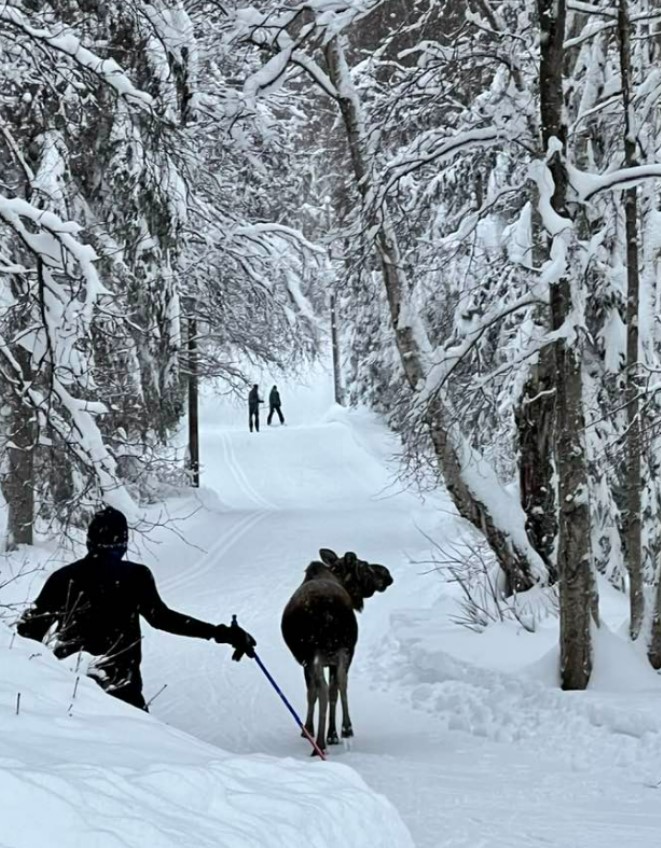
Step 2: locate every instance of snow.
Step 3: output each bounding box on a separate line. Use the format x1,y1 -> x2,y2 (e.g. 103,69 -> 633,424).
5,363 -> 661,846
1,610 -> 411,848
568,161 -> 661,203
1,7 -> 154,109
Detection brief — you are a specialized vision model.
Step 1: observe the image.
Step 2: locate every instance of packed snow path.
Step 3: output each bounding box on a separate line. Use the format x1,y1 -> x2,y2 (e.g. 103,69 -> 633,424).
140,379 -> 661,848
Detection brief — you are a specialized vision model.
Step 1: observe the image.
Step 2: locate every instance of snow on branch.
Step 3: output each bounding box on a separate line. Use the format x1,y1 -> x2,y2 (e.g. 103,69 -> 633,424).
304,0 -> 387,38
0,192 -> 137,518
0,196 -> 111,327
237,9 -> 337,100
568,162 -> 661,203
232,222 -> 326,255
373,127 -> 504,210
566,0 -> 617,17
420,291 -> 544,402
238,1 -> 386,42
0,6 -> 154,110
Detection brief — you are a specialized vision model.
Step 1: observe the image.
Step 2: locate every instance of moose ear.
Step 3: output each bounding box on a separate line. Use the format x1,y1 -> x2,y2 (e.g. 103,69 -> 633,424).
319,548 -> 338,565
344,552 -> 357,566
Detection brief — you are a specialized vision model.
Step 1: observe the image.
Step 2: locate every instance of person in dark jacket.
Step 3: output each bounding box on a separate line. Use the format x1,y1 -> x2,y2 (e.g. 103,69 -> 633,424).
248,384 -> 263,432
16,506 -> 256,711
267,385 -> 285,426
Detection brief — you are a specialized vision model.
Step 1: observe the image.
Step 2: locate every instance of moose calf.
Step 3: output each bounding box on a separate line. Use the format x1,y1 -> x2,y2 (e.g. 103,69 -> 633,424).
281,548 -> 393,754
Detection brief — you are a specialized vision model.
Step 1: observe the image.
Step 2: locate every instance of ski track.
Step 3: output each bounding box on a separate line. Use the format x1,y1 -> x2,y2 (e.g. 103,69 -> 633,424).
159,510 -> 266,595
146,403 -> 661,848
159,429 -> 274,595
221,430 -> 275,511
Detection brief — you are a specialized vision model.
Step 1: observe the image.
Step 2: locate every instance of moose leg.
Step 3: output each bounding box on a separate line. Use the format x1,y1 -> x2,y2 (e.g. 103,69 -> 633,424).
303,665 -> 316,738
327,666 -> 340,745
312,658 -> 328,754
338,655 -> 353,738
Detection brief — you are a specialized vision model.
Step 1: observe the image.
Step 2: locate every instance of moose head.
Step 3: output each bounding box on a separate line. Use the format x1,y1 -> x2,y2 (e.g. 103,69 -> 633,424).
318,548 -> 393,612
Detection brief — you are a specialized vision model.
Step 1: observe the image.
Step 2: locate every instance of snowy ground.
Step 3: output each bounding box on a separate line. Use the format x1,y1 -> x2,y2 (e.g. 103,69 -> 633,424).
6,364 -> 661,847
0,625 -> 410,848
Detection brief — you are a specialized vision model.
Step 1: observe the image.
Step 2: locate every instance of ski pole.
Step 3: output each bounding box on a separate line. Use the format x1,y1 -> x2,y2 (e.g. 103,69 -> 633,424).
230,615 -> 326,759
253,651 -> 327,760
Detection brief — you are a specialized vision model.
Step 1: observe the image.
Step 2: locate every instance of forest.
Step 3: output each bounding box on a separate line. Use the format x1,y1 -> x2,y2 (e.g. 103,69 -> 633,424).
2,0 -> 661,696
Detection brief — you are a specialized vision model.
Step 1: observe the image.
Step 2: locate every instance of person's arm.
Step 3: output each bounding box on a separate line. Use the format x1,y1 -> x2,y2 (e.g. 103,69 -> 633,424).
137,566 -> 216,638
16,573 -> 64,643
137,566 -> 257,659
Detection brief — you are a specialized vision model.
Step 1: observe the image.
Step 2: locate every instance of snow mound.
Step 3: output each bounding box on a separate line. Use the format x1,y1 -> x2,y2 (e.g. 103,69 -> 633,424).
374,610 -> 661,784
0,627 -> 413,848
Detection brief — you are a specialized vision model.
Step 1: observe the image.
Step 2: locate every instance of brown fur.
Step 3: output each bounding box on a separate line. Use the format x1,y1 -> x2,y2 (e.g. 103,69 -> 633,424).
281,548 -> 393,753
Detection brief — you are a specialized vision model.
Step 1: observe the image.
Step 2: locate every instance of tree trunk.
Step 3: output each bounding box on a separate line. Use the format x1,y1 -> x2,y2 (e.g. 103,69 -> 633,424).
537,0 -> 597,689
648,577 -> 661,667
325,35 -> 547,593
330,293 -> 344,405
617,0 -> 644,641
187,317 -> 200,488
514,198 -> 557,580
514,344 -> 557,578
1,348 -> 36,550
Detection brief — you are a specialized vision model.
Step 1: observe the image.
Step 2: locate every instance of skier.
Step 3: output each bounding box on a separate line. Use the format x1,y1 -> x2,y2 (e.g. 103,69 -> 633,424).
248,383 -> 263,432
16,506 -> 256,711
267,385 -> 285,426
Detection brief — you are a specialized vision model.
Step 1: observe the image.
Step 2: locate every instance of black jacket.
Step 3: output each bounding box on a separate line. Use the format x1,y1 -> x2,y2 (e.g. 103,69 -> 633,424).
269,388 -> 281,407
17,554 -> 215,685
248,387 -> 262,411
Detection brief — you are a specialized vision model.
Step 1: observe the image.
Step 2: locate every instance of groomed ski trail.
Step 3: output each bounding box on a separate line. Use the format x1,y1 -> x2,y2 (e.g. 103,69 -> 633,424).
141,389 -> 661,848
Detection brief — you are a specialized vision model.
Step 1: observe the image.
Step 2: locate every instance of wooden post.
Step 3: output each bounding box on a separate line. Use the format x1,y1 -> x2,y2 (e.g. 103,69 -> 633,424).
187,316 -> 200,488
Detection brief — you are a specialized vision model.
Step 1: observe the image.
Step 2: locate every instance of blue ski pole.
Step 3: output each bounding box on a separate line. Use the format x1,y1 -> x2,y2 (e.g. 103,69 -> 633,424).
252,652 -> 327,760
231,615 -> 326,759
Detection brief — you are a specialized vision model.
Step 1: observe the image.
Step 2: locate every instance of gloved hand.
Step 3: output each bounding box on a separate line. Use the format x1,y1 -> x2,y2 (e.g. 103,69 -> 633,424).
213,618 -> 256,661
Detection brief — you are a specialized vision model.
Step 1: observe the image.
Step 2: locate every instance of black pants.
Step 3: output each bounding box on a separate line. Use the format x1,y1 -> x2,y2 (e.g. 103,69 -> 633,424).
268,404 -> 284,425
249,408 -> 260,432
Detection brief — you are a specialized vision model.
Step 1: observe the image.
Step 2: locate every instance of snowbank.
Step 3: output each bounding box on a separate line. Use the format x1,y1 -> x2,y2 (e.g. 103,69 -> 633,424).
0,626 -> 413,848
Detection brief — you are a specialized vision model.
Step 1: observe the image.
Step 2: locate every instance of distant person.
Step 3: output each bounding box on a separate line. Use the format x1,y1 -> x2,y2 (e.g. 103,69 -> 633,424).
267,385 -> 285,426
248,384 -> 263,432
16,506 -> 256,711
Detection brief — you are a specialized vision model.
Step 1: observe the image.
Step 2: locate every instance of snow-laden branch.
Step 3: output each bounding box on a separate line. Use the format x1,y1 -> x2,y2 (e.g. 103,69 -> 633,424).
238,1 -> 386,44
0,333 -> 137,519
232,222 -> 326,255
371,127 -> 504,212
529,151 -> 571,237
1,6 -> 154,109
0,192 -> 137,517
452,430 -> 550,585
566,0 -> 616,18
420,291 -> 544,402
0,196 -> 111,328
236,8 -> 337,100
568,162 -> 661,202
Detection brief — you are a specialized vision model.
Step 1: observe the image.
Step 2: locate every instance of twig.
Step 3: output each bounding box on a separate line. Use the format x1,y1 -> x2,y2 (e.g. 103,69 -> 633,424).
145,683 -> 168,709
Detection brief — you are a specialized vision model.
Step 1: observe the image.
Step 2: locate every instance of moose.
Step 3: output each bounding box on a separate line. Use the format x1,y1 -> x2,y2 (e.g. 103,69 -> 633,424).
281,548 -> 393,754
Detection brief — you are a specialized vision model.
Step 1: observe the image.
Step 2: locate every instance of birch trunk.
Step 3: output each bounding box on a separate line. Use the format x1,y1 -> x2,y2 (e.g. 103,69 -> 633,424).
325,36 -> 547,593
537,0 -> 597,689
